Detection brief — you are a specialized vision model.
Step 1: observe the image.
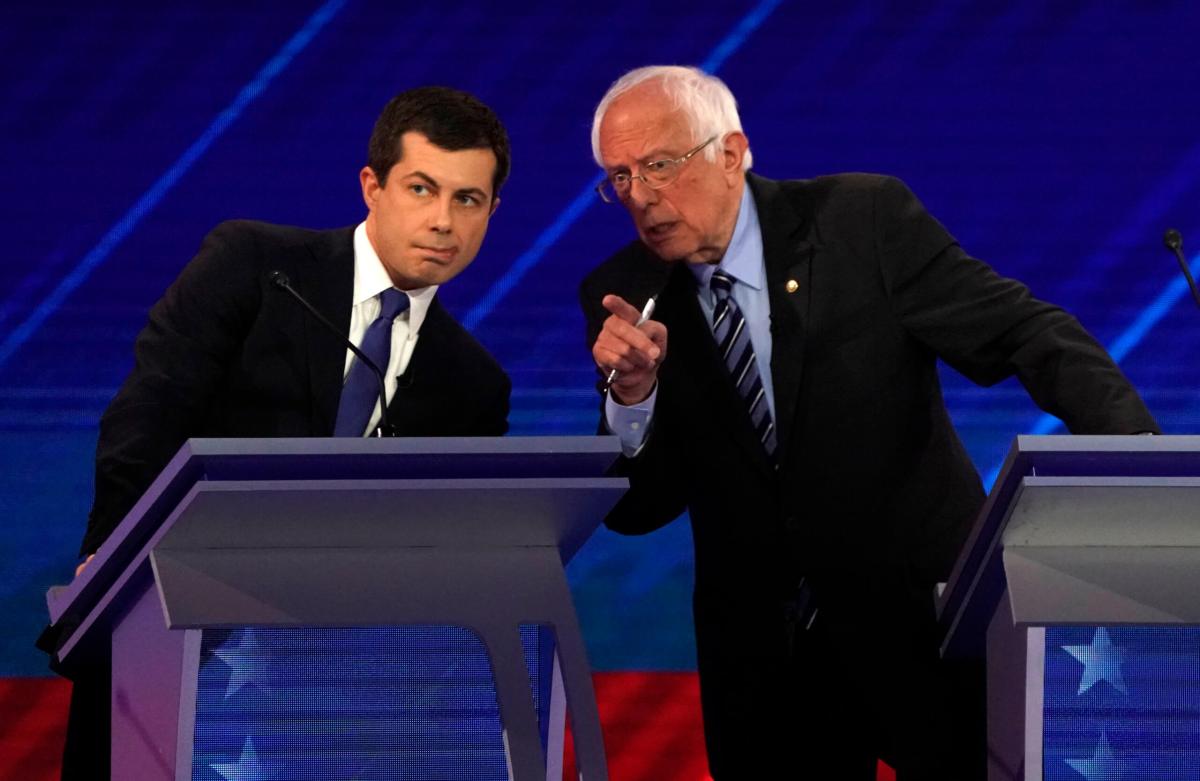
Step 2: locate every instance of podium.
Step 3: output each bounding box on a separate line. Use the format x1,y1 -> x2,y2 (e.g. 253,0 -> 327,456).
937,435 -> 1200,781
45,436 -> 627,780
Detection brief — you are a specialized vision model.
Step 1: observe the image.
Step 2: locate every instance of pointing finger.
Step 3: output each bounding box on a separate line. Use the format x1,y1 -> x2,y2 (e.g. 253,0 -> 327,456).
602,294 -> 644,324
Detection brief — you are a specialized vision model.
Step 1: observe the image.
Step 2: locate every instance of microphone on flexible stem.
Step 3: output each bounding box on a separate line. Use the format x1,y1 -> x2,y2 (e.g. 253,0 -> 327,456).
1163,229 -> 1200,310
268,270 -> 398,437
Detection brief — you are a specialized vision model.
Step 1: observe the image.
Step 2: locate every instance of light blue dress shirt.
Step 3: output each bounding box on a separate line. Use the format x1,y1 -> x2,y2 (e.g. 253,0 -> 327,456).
606,184 -> 776,455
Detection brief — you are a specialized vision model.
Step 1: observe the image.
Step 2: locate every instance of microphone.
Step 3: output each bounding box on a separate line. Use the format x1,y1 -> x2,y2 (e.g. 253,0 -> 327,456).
268,270 -> 398,437
1163,229 -> 1200,309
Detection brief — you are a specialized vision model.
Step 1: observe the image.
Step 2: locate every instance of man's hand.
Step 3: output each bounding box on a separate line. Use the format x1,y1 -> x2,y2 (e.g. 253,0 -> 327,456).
75,554 -> 94,578
592,294 -> 667,404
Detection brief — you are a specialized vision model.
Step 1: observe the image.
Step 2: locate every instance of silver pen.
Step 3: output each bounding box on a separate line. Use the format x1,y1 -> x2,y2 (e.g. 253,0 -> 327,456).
604,296 -> 658,391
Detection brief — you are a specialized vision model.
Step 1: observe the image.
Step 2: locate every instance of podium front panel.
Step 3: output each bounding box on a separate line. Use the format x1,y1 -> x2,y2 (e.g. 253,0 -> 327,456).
186,625 -> 556,781
1037,626 -> 1200,780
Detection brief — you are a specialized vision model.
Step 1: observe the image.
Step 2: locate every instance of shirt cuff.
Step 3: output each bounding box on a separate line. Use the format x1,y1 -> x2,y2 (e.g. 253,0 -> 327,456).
604,384 -> 657,457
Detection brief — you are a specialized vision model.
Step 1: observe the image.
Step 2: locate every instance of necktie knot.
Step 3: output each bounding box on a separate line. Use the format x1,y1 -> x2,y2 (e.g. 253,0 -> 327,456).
711,271 -> 734,300
379,288 -> 409,321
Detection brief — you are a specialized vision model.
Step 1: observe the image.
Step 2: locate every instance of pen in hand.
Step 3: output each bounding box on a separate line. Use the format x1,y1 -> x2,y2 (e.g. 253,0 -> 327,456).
604,295 -> 658,391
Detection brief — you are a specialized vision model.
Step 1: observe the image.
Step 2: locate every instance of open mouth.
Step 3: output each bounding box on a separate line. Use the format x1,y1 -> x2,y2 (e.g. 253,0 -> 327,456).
643,222 -> 678,242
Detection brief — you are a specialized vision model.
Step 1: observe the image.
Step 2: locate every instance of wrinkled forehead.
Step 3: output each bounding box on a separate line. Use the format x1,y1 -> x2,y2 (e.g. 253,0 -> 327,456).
598,89 -> 696,165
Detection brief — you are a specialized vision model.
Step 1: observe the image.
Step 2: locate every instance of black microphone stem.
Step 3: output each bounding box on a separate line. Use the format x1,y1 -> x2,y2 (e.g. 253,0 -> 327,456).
269,271 -> 397,436
1163,229 -> 1200,310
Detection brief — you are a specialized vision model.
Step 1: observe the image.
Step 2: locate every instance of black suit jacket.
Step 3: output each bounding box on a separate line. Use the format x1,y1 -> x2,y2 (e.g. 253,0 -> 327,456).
83,220 -> 510,556
580,172 -> 1158,774
58,219 -> 508,781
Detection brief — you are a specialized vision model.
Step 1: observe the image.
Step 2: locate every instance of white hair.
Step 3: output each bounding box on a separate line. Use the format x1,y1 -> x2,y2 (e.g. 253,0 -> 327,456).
591,65 -> 753,171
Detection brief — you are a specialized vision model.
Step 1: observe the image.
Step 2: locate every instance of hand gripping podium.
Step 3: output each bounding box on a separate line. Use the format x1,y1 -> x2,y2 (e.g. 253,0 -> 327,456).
45,436 -> 628,781
937,435 -> 1200,781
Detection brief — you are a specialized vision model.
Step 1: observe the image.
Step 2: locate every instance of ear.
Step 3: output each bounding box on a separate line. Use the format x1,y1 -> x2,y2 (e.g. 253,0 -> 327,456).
360,166 -> 382,211
488,196 -> 501,217
720,132 -> 749,180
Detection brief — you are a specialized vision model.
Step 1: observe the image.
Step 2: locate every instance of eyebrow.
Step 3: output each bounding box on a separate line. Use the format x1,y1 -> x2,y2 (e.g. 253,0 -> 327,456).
606,148 -> 678,172
406,170 -> 489,200
640,148 -> 675,161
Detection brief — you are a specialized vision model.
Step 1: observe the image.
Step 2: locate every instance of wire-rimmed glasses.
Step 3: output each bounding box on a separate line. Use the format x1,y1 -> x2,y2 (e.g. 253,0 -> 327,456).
595,135 -> 718,203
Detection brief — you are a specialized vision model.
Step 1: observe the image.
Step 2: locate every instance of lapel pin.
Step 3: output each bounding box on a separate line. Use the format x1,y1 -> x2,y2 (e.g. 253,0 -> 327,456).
785,279 -> 799,293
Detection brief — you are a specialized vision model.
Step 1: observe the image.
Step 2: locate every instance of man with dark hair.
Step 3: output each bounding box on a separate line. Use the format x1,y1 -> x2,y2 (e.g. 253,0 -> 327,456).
52,85 -> 512,780
79,84 -> 511,560
367,86 -> 510,196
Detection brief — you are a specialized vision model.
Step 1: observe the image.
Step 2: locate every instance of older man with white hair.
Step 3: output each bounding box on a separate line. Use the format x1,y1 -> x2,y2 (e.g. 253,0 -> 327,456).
580,65 -> 1157,779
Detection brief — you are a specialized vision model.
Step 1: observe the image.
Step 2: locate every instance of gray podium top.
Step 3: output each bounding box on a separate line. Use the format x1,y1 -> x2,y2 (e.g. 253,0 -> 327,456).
937,435 -> 1200,657
46,436 -> 626,664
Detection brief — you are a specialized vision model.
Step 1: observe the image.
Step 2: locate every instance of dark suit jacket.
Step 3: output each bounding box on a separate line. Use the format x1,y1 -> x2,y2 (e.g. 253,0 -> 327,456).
580,172 -> 1158,774
82,219 -> 510,556
57,219 -> 509,781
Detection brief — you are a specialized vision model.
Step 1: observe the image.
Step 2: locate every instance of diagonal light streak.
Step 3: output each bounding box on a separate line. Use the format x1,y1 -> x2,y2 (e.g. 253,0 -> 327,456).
461,0 -> 786,332
0,0 -> 349,371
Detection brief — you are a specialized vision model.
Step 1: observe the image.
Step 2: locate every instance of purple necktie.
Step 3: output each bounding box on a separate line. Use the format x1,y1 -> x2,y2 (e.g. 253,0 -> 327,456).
333,288 -> 409,436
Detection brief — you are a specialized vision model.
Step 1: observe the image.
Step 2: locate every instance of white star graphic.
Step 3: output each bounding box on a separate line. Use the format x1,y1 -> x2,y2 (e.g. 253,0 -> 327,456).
1062,627 -> 1127,695
212,628 -> 272,698
1065,732 -> 1120,780
211,737 -> 272,781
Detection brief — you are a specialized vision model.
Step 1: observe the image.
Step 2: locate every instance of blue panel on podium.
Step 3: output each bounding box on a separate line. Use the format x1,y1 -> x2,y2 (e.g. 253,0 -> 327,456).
191,626 -> 552,781
1042,626 -> 1200,781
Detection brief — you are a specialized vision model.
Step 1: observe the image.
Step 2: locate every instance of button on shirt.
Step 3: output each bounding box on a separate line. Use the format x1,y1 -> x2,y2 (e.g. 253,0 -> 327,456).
606,184 -> 776,455
347,222 -> 438,435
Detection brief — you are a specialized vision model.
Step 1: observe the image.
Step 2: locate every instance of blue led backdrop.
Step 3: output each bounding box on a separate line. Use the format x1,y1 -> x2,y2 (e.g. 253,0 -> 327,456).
3,0 -> 1199,704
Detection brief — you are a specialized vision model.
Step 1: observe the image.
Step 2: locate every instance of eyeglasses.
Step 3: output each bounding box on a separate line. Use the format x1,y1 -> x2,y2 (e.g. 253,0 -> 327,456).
595,136 -> 718,204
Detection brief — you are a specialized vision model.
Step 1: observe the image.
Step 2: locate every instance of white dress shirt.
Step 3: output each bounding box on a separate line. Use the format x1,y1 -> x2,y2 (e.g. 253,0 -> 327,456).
346,222 -> 438,435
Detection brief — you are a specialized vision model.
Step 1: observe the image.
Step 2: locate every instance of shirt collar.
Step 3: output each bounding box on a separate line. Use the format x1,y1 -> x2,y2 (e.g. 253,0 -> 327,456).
689,183 -> 765,292
353,222 -> 437,335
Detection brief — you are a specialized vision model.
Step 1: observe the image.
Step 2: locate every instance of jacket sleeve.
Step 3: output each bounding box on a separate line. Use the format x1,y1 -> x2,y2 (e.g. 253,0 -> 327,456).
580,267 -> 689,535
873,176 -> 1159,435
82,222 -> 262,555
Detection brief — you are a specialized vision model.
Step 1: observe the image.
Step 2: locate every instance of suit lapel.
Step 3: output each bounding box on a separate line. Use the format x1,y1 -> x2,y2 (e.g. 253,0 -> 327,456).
749,174 -> 817,464
385,296 -> 453,433
297,227 -> 356,436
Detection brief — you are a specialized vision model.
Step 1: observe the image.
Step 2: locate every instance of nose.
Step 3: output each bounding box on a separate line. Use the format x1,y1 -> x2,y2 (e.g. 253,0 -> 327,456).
431,194 -> 453,233
626,176 -> 659,209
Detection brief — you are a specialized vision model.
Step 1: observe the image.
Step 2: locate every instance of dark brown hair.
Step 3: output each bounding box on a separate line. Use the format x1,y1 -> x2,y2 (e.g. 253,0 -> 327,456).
367,86 -> 510,198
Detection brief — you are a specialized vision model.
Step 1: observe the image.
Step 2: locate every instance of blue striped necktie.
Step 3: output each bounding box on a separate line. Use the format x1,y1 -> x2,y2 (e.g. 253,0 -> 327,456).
710,271 -> 777,457
333,288 -> 409,436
